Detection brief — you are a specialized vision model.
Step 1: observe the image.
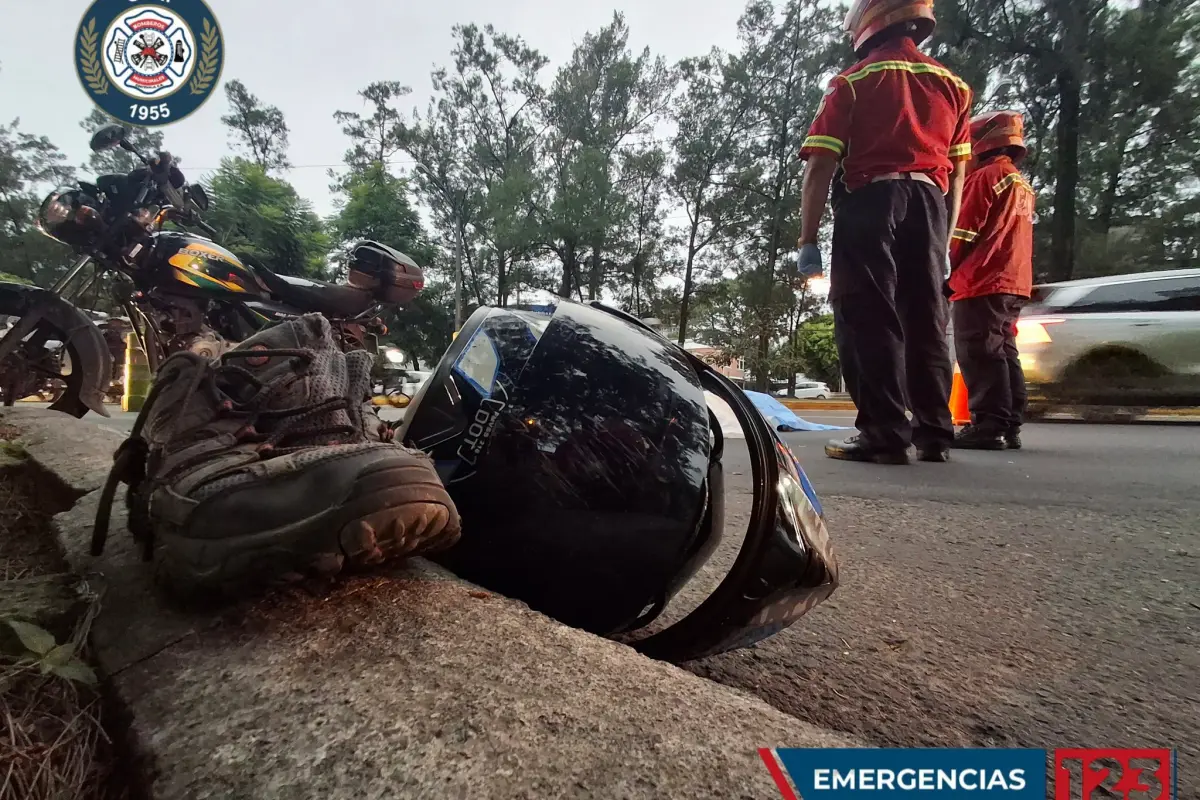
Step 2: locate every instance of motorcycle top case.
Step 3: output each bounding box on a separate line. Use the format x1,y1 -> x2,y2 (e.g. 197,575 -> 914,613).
154,232 -> 268,299
401,300 -> 839,663
347,241 -> 424,306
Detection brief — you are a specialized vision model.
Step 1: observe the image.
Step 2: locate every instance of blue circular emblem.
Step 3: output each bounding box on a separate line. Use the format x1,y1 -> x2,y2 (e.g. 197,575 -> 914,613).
75,0 -> 224,127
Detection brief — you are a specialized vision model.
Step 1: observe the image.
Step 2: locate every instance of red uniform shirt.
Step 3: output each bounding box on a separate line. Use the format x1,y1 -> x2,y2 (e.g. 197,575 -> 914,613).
799,37 -> 974,193
948,156 -> 1034,301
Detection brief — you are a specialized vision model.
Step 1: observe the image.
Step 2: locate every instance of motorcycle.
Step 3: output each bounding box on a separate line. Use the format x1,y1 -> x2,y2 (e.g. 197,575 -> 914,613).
0,124 -> 424,418
0,314 -> 68,403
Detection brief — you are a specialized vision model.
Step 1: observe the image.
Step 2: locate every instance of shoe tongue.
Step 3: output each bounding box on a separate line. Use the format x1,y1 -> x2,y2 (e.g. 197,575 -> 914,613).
228,313 -> 335,381
142,352 -> 224,444
343,349 -> 376,437
222,314 -> 360,443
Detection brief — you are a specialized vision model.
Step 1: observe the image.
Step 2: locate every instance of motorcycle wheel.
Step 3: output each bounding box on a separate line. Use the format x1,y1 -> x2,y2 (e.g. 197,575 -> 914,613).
0,310 -> 88,418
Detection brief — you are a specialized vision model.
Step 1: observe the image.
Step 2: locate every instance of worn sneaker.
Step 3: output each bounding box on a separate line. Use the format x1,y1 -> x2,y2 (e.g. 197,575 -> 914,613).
92,315 -> 461,600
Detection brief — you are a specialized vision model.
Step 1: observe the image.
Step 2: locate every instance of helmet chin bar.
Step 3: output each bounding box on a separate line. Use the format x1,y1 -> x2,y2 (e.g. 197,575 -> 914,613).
583,304 -> 839,664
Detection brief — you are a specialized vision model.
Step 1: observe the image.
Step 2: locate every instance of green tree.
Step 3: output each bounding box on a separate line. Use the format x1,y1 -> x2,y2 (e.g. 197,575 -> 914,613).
541,13 -> 675,300
204,158 -> 329,277
0,119 -> 75,286
940,0 -> 1109,281
718,0 -> 842,390
793,313 -> 841,389
77,108 -> 165,175
386,272 -> 457,367
668,49 -> 755,344
333,81 -> 413,173
940,0 -> 1200,280
610,146 -> 670,317
436,24 -> 547,306
332,83 -> 460,360
686,273 -> 795,384
331,164 -> 430,262
1074,0 -> 1200,275
394,87 -> 485,313
221,79 -> 291,172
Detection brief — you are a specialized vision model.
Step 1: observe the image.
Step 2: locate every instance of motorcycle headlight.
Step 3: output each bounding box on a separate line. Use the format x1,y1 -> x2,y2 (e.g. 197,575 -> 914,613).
41,195 -> 72,227
132,205 -> 160,230
36,188 -> 105,247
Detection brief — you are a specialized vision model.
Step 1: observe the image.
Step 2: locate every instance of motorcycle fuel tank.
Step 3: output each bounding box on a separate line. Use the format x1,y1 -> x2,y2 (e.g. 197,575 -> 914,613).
155,232 -> 267,299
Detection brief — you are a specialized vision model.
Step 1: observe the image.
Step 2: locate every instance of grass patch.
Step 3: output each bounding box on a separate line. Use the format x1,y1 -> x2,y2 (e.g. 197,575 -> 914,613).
0,459 -> 129,800
0,603 -> 122,800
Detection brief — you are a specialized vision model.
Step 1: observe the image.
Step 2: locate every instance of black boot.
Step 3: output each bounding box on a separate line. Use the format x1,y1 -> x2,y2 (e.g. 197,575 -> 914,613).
952,424 -> 1006,450
825,435 -> 911,465
917,444 -> 951,463
1004,427 -> 1022,450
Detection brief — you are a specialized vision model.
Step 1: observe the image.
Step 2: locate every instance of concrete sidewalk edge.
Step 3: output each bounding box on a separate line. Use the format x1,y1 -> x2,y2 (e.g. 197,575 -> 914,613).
778,398 -> 1200,420
780,399 -> 856,411
2,407 -> 861,800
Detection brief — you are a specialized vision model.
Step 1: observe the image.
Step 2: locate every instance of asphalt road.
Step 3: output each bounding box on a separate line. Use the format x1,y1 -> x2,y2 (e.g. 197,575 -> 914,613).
62,405 -> 1200,787
664,414 -> 1199,792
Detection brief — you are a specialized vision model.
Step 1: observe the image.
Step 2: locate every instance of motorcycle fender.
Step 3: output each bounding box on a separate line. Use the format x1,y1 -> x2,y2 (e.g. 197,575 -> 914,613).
0,283 -> 113,418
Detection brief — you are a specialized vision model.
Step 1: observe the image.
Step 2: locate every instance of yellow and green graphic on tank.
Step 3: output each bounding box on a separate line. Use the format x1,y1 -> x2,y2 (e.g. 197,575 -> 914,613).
167,241 -> 256,293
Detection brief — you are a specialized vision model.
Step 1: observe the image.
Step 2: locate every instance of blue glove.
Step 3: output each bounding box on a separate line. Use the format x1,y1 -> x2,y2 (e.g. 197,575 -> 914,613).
944,251 -> 953,281
797,243 -> 823,277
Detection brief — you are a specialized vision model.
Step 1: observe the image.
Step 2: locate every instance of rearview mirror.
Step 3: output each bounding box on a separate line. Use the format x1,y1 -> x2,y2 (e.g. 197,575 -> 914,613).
188,183 -> 210,211
89,124 -> 128,153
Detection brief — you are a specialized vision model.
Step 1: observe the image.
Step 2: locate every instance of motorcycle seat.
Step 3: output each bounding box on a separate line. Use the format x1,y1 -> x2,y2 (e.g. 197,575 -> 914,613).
252,267 -> 377,318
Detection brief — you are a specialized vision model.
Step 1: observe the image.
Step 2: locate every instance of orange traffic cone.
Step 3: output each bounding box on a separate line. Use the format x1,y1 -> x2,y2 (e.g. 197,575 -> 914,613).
949,362 -> 971,426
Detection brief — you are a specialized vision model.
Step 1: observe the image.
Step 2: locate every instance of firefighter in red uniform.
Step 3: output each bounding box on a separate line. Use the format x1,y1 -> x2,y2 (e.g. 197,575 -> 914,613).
947,110 -> 1034,451
797,0 -> 974,465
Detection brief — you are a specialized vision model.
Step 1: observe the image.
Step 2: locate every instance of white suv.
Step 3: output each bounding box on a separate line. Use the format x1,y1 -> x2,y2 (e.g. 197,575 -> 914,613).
1017,268 -> 1200,415
773,381 -> 831,399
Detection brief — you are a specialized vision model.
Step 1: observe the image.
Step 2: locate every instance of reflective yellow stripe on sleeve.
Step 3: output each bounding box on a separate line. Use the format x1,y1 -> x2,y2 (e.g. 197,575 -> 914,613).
949,142 -> 972,159
993,172 -> 1034,195
801,135 -> 845,157
951,228 -> 978,243
843,60 -> 972,93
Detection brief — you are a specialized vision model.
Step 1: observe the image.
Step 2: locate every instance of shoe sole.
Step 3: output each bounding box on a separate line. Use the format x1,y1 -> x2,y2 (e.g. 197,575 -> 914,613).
825,446 -> 912,465
917,450 -> 950,463
154,457 -> 461,601
950,441 -> 1006,451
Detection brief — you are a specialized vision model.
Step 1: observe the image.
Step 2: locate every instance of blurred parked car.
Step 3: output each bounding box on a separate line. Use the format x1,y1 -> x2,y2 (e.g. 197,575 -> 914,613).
774,380 -> 832,400
1017,268 -> 1200,420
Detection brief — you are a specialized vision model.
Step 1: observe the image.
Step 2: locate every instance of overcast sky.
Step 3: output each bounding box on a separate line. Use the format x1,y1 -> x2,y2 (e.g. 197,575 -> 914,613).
2,0 -> 753,219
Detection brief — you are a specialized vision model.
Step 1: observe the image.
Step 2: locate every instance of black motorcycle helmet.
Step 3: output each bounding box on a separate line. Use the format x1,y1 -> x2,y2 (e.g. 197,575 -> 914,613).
400,300 -> 838,663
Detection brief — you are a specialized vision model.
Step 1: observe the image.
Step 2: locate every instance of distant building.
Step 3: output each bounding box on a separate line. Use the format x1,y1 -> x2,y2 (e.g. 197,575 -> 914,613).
682,341 -> 747,382
639,318 -> 747,381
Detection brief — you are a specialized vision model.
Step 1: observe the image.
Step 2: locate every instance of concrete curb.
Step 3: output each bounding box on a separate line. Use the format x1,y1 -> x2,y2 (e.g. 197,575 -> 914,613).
779,400 -> 856,412
777,399 -> 1200,421
1,407 -> 861,799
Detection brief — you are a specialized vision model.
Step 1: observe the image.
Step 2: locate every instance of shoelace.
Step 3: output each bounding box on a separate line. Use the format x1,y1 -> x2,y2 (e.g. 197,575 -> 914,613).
91,347 -> 362,559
